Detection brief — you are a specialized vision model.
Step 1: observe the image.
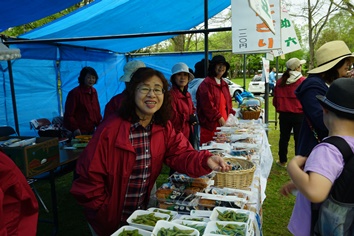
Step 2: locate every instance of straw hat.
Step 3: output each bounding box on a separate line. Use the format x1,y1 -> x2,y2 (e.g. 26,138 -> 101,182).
171,62 -> 194,81
316,78 -> 354,120
119,60 -> 146,82
286,58 -> 306,71
308,40 -> 354,74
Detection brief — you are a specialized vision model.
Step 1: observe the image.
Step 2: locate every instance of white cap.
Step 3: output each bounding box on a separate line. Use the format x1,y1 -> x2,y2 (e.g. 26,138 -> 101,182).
119,60 -> 146,82
171,62 -> 194,81
286,58 -> 306,71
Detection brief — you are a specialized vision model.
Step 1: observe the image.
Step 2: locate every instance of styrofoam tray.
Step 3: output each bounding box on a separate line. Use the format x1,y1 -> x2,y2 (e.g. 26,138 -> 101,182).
8,137 -> 36,147
147,207 -> 178,220
204,221 -> 248,235
209,207 -> 250,223
110,225 -> 151,236
190,209 -> 212,218
179,214 -> 210,222
152,220 -> 199,236
126,209 -> 170,231
172,219 -> 207,235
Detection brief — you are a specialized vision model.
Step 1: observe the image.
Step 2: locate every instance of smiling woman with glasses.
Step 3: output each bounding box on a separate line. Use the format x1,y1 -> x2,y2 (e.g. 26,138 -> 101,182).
137,86 -> 165,95
70,66 -> 231,236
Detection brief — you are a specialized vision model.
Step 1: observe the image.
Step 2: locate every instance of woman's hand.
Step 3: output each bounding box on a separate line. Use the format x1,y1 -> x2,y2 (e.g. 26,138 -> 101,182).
218,117 -> 226,126
73,129 -> 81,137
207,155 -> 231,172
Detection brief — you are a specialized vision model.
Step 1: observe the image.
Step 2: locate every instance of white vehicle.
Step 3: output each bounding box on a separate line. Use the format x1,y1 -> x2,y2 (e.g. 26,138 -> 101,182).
248,73 -> 283,95
223,78 -> 244,98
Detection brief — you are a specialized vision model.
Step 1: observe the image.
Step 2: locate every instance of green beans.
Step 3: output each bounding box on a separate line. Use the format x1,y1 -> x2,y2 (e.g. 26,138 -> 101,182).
216,209 -> 249,223
131,213 -> 168,226
181,222 -> 205,235
118,229 -> 143,236
156,226 -> 195,236
153,209 -> 174,221
211,222 -> 246,236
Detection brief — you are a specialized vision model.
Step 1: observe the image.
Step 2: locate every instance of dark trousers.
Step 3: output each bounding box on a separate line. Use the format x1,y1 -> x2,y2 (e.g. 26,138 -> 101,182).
278,112 -> 304,163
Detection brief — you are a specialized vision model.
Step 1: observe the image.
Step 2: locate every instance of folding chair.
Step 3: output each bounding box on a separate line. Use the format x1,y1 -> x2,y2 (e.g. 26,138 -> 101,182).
0,125 -> 18,137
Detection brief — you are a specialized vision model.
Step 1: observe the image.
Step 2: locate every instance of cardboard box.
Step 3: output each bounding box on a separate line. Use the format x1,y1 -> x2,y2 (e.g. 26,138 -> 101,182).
1,136 -> 59,178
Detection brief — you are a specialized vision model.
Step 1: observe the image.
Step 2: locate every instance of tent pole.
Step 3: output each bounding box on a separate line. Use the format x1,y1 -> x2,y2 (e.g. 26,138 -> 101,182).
203,0 -> 209,75
7,60 -> 20,135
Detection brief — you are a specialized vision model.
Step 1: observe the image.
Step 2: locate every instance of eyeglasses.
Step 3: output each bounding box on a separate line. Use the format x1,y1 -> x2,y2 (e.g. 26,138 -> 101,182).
137,86 -> 165,95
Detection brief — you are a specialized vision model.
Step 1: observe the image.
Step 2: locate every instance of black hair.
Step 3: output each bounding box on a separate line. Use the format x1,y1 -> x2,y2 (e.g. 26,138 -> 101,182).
322,58 -> 349,84
279,69 -> 291,86
194,59 -> 209,78
118,67 -> 172,126
207,61 -> 229,78
78,67 -> 98,85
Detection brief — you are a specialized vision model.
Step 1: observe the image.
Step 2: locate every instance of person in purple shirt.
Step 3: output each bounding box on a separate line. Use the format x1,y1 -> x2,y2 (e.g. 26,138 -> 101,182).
281,78 -> 354,235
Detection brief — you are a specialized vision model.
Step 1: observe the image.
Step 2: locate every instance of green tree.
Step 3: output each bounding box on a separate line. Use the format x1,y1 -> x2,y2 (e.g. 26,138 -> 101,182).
2,0 -> 93,36
316,11 -> 354,50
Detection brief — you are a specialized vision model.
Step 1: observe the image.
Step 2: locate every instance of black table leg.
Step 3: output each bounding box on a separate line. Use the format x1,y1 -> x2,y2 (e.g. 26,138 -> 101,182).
50,170 -> 58,236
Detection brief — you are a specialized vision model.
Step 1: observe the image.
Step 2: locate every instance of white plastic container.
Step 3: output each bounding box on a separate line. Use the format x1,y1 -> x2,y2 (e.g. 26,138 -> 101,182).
172,219 -> 207,235
110,225 -> 151,236
126,209 -> 170,231
152,220 -> 199,236
204,220 -> 248,235
147,207 -> 178,221
210,207 -> 250,223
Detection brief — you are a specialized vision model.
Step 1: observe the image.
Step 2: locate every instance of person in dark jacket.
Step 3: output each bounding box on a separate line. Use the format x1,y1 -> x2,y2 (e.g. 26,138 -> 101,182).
295,40 -> 354,157
196,55 -> 236,145
70,67 -> 231,236
273,58 -> 306,167
63,66 -> 102,136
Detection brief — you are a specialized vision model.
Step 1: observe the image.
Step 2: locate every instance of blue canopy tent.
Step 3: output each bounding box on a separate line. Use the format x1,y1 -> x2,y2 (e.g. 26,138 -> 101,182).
0,0 -> 231,135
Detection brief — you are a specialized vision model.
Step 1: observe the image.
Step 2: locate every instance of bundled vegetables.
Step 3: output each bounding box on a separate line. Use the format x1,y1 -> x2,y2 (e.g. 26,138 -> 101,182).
216,209 -> 249,223
131,213 -> 168,226
211,222 -> 246,236
156,226 -> 195,236
118,229 -> 143,236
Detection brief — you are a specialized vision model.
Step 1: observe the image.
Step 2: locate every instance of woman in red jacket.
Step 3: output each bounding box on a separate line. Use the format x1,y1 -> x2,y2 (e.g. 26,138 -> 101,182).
273,58 -> 306,167
169,62 -> 198,148
0,151 -> 38,236
196,55 -> 236,145
63,67 -> 102,137
70,67 -> 231,236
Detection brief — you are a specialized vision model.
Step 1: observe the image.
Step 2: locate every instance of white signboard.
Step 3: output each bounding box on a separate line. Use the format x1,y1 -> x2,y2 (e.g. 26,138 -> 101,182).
231,0 -> 281,54
262,58 -> 270,83
271,8 -> 302,56
248,0 -> 275,34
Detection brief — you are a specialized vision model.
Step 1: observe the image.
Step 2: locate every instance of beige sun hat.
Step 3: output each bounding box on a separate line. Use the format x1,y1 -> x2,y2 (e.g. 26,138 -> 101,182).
286,58 -> 306,71
308,40 -> 354,74
119,60 -> 146,82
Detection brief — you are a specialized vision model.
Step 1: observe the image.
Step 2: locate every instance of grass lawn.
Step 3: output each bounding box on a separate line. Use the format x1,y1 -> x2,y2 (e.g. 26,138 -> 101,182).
35,78 -> 296,235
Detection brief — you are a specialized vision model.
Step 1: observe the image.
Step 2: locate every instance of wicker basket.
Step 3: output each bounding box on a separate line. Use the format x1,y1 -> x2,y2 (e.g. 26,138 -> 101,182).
241,110 -> 261,120
213,158 -> 256,189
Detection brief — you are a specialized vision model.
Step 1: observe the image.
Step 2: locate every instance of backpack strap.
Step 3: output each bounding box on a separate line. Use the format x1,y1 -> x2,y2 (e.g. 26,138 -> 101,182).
321,136 -> 353,164
311,136 -> 354,234
321,136 -> 354,203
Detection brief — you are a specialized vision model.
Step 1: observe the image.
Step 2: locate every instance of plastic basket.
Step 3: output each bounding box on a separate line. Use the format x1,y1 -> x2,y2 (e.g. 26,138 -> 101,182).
213,158 -> 255,189
241,110 -> 261,120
